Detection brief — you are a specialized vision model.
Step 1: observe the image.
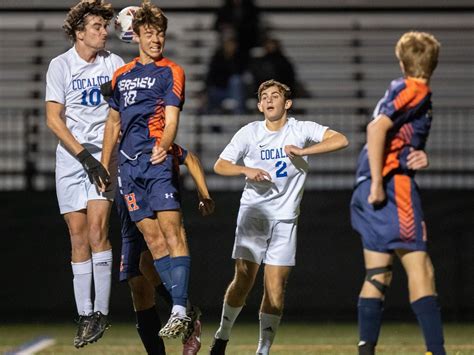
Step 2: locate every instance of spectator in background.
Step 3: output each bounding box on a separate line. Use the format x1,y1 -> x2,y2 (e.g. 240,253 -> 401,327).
214,0 -> 261,71
205,36 -> 246,114
250,38 -> 296,95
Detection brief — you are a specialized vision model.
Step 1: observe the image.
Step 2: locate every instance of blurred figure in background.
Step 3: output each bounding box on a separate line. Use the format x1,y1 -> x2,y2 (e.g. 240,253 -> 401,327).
214,0 -> 262,72
205,36 -> 246,114
251,38 -> 296,94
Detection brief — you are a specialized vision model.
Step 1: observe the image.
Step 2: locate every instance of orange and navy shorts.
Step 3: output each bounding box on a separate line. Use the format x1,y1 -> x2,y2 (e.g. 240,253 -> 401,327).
350,175 -> 427,253
119,152 -> 181,223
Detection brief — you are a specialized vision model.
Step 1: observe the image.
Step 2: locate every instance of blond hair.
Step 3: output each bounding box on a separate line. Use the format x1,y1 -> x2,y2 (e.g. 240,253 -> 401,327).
395,31 -> 441,79
132,0 -> 168,35
63,0 -> 114,42
257,79 -> 292,101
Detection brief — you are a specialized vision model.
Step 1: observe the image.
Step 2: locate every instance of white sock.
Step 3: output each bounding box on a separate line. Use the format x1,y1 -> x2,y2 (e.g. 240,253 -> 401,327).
71,259 -> 93,316
215,302 -> 243,341
92,249 -> 112,315
256,312 -> 281,355
171,305 -> 187,317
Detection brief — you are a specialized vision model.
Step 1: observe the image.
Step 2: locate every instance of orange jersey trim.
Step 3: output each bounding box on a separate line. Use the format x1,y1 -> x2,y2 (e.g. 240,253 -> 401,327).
394,175 -> 416,241
148,102 -> 165,143
111,58 -> 139,89
155,57 -> 185,101
393,78 -> 430,111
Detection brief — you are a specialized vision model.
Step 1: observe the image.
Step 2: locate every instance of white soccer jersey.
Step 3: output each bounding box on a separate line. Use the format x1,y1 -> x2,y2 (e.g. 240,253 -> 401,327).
45,46 -> 124,150
220,117 -> 328,220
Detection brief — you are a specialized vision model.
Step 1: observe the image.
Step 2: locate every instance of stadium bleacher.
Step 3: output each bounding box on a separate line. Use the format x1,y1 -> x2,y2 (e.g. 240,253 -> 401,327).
0,10 -> 473,190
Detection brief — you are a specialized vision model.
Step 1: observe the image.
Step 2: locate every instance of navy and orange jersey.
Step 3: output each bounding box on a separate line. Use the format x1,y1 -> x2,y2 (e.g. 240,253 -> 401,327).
171,143 -> 187,175
355,77 -> 433,182
109,56 -> 185,163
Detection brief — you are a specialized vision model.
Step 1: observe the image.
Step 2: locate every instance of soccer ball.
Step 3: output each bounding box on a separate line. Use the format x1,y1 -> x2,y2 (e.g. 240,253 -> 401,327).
114,6 -> 139,43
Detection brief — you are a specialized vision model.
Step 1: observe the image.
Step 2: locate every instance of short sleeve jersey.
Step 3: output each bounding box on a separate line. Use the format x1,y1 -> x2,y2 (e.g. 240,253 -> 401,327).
220,117 -> 327,220
45,47 -> 124,149
109,57 -> 185,162
355,77 -> 433,182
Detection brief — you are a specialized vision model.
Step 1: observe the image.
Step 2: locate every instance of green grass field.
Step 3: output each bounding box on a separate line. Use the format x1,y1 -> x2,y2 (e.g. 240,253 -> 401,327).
1,322 -> 473,354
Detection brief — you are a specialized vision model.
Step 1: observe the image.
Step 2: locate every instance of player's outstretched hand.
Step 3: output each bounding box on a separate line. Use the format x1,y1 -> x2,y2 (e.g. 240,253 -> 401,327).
77,148 -> 110,190
198,198 -> 215,216
150,145 -> 167,165
407,148 -> 429,170
284,145 -> 304,159
244,167 -> 272,182
368,181 -> 386,205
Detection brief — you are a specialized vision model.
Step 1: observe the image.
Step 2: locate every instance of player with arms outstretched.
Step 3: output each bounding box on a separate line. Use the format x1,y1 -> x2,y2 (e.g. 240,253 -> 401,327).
45,0 -> 124,348
350,32 -> 445,355
210,79 -> 349,354
100,0 -> 194,339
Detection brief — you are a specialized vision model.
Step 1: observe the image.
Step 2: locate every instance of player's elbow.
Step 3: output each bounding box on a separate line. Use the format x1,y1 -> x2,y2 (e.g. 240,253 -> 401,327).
338,133 -> 349,149
214,159 -> 228,175
213,160 -> 222,175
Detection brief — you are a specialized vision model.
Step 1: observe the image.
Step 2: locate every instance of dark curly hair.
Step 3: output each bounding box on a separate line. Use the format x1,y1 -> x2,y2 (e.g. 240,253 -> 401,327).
63,0 -> 114,42
132,0 -> 168,36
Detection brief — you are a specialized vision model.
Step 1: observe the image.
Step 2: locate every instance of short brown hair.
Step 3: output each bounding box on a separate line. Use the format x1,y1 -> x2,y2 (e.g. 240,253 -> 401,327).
395,31 -> 441,79
132,0 -> 168,35
63,0 -> 114,42
257,79 -> 292,101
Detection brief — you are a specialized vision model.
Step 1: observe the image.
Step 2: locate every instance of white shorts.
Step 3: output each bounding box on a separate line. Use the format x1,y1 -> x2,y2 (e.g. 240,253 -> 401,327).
232,212 -> 298,266
55,144 -> 116,214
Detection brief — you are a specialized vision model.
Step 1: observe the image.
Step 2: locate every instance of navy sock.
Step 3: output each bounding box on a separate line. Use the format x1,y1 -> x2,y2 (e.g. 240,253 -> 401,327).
153,255 -> 173,293
358,297 -> 383,346
411,296 -> 445,355
156,283 -> 172,308
136,307 -> 166,355
170,256 -> 191,307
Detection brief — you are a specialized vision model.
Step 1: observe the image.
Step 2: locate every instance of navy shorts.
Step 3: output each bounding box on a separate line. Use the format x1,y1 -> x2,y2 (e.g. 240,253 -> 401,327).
350,175 -> 427,253
116,189 -> 147,282
119,153 -> 181,222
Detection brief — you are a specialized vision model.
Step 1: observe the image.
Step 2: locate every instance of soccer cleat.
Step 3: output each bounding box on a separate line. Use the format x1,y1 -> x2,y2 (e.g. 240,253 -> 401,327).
182,305 -> 202,343
159,313 -> 191,338
209,337 -> 228,355
358,340 -> 375,355
73,314 -> 92,348
83,311 -> 110,343
182,319 -> 202,355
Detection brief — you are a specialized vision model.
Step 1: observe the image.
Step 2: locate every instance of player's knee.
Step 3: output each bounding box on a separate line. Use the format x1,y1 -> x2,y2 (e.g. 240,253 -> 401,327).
164,232 -> 187,253
365,266 -> 392,295
87,223 -> 108,247
69,232 -> 89,253
145,235 -> 168,256
424,262 -> 435,282
264,289 -> 285,312
231,268 -> 256,293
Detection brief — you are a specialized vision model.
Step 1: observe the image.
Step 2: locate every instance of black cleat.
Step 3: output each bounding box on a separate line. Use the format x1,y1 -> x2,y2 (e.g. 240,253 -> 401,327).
83,311 -> 110,344
358,341 -> 376,355
209,337 -> 228,355
74,314 -> 92,348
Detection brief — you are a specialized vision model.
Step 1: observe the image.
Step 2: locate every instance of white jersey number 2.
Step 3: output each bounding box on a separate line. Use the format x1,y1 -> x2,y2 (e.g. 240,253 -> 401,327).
275,160 -> 288,178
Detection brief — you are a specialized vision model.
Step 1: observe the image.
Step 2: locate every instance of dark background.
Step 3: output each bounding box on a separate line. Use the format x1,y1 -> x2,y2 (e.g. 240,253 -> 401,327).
3,189 -> 473,323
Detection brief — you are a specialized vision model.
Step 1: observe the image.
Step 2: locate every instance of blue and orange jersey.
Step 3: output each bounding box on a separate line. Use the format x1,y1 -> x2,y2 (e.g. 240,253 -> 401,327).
171,143 -> 187,166
355,77 -> 433,182
109,56 -> 185,162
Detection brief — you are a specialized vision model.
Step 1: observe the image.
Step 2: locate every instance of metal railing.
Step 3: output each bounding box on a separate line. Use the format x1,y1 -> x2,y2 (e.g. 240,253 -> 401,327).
1,107 -> 473,190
